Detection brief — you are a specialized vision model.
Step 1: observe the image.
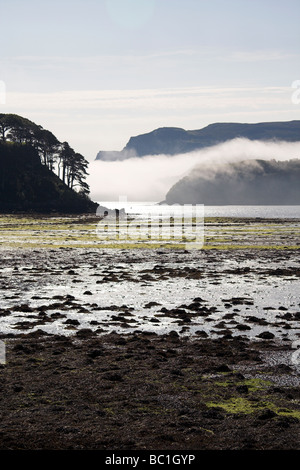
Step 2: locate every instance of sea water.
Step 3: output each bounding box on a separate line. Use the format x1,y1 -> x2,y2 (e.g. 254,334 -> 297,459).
99,202 -> 300,219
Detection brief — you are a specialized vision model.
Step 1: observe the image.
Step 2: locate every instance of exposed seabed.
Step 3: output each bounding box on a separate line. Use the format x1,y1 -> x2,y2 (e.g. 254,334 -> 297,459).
0,215 -> 299,450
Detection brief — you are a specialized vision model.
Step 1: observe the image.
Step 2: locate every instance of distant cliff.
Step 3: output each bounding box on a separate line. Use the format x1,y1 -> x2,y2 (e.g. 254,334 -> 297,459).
96,121 -> 300,160
164,158 -> 300,205
0,142 -> 98,213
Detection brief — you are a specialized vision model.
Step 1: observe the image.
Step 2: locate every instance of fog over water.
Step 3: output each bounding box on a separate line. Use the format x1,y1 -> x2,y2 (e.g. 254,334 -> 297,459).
87,139 -> 300,202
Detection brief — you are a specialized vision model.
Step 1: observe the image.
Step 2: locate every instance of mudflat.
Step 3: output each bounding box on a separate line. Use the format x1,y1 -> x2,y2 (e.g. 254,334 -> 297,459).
0,215 -> 299,450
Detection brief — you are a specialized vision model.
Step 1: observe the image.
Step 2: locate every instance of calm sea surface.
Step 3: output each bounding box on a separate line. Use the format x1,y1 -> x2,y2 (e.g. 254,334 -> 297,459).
99,202 -> 300,219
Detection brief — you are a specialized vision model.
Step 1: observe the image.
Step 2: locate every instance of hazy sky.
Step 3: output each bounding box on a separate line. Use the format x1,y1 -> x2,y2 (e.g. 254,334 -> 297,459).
1,0 -> 300,160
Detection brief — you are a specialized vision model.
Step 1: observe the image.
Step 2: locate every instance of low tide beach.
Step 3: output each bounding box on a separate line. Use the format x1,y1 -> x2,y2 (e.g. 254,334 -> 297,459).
0,214 -> 299,450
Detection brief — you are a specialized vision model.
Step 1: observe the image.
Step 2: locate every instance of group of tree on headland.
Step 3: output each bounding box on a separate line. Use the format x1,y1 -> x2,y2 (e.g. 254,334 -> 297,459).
0,113 -> 89,196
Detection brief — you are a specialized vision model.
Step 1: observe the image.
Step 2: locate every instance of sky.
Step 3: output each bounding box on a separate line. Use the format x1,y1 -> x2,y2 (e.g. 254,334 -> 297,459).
0,0 -> 300,164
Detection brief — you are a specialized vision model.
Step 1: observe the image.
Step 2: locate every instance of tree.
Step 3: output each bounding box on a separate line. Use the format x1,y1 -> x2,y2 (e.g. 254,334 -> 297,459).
69,152 -> 89,194
58,141 -> 74,185
0,113 -> 91,195
34,128 -> 60,171
0,114 -> 24,141
57,143 -> 89,194
0,114 -> 42,144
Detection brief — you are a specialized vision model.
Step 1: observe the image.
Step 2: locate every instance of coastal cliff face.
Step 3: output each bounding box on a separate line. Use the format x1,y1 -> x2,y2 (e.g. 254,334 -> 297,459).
0,143 -> 97,213
96,121 -> 300,160
164,158 -> 300,205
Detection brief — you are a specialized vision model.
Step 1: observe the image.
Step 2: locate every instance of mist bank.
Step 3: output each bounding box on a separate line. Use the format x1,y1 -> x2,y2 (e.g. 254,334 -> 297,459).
88,139 -> 300,203
165,158 -> 300,205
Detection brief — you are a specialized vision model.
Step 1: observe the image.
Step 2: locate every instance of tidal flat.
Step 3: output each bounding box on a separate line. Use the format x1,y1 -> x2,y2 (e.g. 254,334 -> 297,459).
0,214 -> 299,450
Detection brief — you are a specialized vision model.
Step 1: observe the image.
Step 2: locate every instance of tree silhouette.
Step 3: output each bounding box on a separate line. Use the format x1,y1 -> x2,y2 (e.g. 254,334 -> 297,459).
0,114 -> 90,195
34,128 -> 60,171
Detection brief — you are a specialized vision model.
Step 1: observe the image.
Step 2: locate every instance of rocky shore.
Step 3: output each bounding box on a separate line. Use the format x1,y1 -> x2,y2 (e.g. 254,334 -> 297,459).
0,216 -> 299,451
0,329 -> 299,450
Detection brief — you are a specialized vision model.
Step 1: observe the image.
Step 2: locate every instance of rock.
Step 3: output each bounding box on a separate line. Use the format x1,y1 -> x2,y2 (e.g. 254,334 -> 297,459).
17,304 -> 33,312
281,313 -> 293,320
275,364 -> 293,372
215,364 -> 231,373
170,368 -> 183,376
87,349 -> 103,359
103,372 -> 123,382
257,331 -> 275,339
67,270 -> 76,275
195,330 -> 208,338
236,324 -> 251,331
247,316 -> 261,323
168,330 -> 179,338
222,333 -> 233,339
13,344 -> 32,354
276,416 -> 299,428
76,329 -> 95,338
160,307 -> 169,314
202,408 -> 224,420
257,409 -> 277,420
64,319 -> 80,326
236,385 -> 249,394
144,302 -> 161,308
